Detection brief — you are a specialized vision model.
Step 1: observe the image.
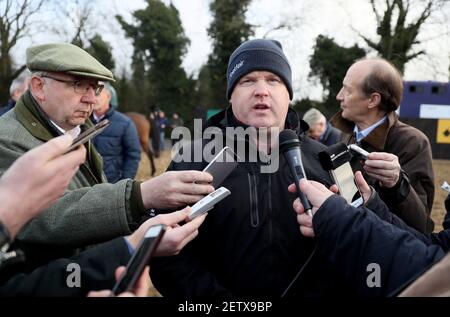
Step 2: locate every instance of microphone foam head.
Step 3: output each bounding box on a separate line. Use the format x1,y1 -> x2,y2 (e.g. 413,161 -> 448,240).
279,129 -> 300,152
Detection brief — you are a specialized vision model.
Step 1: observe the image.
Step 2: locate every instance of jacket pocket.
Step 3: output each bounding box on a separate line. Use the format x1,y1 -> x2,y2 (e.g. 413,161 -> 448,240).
248,173 -> 259,227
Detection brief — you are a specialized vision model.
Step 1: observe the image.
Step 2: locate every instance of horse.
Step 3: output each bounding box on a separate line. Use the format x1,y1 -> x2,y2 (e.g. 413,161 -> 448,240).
125,112 -> 156,176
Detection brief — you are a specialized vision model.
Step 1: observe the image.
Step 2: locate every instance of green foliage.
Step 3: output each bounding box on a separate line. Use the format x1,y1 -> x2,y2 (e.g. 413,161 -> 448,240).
85,34 -> 115,71
198,0 -> 254,109
116,0 -> 194,124
291,98 -> 332,119
309,35 -> 366,116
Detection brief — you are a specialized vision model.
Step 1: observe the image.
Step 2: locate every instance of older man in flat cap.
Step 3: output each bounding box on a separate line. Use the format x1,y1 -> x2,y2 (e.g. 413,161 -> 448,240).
0,43 -> 214,273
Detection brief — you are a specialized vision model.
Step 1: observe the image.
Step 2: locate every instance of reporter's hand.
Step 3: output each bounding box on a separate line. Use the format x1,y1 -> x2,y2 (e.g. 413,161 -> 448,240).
354,171 -> 372,203
0,135 -> 86,238
126,207 -> 207,256
140,171 -> 214,209
363,152 -> 400,188
87,266 -> 150,297
289,180 -> 334,237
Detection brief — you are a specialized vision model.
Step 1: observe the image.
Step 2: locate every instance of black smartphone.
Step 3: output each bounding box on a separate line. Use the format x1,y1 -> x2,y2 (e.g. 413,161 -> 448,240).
110,224 -> 166,295
203,146 -> 238,188
66,119 -> 110,152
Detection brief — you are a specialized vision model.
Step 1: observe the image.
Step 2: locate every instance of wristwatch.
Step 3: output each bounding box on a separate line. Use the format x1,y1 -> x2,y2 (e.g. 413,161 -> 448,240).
0,219 -> 11,249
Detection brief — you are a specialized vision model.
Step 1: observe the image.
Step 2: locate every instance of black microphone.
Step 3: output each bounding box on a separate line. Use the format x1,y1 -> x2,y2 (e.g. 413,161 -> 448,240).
279,130 -> 313,217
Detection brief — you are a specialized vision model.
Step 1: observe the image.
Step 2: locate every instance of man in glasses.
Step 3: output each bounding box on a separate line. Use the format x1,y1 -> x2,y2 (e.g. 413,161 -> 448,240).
0,43 -> 214,276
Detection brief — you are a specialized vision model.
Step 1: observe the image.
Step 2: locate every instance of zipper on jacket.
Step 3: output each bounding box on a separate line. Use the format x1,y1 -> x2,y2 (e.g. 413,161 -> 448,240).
268,174 -> 273,244
248,173 -> 259,227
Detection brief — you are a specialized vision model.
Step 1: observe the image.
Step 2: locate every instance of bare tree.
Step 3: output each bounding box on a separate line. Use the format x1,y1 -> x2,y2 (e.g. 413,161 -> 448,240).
249,0 -> 312,40
50,0 -> 95,47
360,0 -> 449,73
0,0 -> 44,104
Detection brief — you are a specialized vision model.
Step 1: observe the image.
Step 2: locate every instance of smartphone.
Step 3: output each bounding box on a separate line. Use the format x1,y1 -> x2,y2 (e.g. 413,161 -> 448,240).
66,119 -> 110,152
441,181 -> 450,193
188,187 -> 231,220
110,224 -> 166,296
203,146 -> 238,188
330,162 -> 363,207
348,144 -> 369,160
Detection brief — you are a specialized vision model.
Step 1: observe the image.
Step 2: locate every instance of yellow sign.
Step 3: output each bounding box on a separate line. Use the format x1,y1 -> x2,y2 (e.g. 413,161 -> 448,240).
437,119 -> 450,144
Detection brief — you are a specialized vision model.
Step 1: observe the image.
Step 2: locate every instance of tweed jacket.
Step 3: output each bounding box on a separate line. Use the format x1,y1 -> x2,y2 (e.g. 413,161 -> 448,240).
0,92 -> 137,254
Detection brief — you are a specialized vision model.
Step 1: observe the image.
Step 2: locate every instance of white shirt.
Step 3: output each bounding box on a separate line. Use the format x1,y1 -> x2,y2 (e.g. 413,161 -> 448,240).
50,120 -> 81,139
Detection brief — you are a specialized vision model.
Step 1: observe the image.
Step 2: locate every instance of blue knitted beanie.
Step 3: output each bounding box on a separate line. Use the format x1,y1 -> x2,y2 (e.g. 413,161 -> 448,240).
226,39 -> 293,100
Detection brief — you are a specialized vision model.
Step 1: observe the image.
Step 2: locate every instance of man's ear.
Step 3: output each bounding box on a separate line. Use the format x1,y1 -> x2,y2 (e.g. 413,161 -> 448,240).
30,76 -> 46,102
368,92 -> 381,109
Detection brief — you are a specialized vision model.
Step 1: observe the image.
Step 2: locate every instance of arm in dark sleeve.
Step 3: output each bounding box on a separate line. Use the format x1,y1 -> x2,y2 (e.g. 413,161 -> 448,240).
151,240 -> 232,298
365,190 -> 450,251
121,121 -> 141,179
313,195 -> 445,297
444,194 -> 450,230
0,238 -> 131,297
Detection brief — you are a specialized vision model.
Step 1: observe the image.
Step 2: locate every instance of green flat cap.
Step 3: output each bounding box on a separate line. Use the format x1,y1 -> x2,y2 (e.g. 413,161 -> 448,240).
26,43 -> 114,82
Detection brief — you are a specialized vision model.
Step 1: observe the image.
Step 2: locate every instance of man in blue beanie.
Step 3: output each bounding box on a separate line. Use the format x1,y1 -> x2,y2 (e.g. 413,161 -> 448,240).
150,39 -> 334,297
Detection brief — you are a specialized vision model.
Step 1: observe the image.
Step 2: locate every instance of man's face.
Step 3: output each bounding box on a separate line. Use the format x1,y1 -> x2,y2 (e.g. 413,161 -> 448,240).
308,121 -> 326,140
230,71 -> 290,131
38,73 -> 99,130
94,88 -> 111,116
336,62 -> 371,123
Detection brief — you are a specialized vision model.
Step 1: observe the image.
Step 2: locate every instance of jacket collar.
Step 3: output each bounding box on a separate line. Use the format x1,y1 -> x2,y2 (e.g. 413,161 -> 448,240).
330,110 -> 398,150
14,90 -> 104,183
14,90 -> 59,141
92,105 -> 114,122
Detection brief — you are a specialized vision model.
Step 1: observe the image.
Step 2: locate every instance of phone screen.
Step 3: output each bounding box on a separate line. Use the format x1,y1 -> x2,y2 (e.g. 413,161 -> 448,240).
66,119 -> 110,152
111,224 -> 166,295
330,162 -> 361,204
203,147 -> 238,188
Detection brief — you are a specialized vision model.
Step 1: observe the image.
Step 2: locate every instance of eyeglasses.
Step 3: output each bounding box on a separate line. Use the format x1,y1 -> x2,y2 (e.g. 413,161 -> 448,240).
41,75 -> 104,96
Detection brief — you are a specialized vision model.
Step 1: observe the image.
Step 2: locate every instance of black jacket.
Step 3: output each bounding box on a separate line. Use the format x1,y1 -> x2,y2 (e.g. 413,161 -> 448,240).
150,107 -> 334,297
365,191 -> 450,252
313,194 -> 446,297
444,194 -> 450,230
321,123 -> 341,146
0,238 -> 130,297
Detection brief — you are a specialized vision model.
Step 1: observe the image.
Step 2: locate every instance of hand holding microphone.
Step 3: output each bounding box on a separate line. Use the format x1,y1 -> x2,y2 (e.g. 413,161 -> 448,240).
279,130 -> 313,217
290,179 -> 335,237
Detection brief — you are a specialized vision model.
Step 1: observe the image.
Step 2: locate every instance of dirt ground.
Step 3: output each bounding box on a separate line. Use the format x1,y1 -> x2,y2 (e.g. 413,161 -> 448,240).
135,151 -> 449,296
430,160 -> 450,231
